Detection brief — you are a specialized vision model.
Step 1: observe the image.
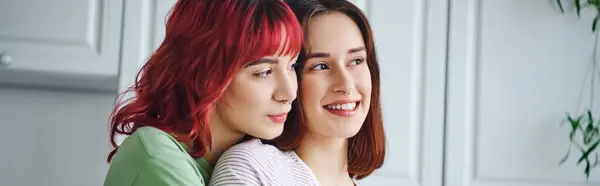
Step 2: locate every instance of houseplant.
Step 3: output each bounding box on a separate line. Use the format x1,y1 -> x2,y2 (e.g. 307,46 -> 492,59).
556,0 -> 600,179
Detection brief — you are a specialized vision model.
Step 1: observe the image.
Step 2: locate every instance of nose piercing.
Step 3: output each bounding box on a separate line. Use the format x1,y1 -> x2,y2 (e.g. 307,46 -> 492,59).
337,89 -> 351,96
280,100 -> 291,105
343,91 -> 350,96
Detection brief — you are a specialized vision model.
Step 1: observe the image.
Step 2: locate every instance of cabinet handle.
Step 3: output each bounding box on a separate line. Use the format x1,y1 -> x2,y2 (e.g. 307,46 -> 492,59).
0,53 -> 12,67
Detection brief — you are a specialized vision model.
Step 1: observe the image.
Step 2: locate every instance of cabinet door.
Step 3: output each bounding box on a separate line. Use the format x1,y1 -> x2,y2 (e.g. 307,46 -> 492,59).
116,0 -> 176,144
0,0 -> 123,77
357,0 -> 447,185
118,0 -> 175,93
445,0 -> 600,185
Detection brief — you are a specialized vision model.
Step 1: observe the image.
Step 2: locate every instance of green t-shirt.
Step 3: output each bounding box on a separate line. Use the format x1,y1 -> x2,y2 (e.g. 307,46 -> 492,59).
103,126 -> 212,186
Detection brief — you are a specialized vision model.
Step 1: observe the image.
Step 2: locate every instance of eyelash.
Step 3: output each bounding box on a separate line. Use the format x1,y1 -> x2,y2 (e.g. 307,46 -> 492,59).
311,58 -> 364,70
253,64 -> 298,79
349,58 -> 364,65
253,69 -> 272,79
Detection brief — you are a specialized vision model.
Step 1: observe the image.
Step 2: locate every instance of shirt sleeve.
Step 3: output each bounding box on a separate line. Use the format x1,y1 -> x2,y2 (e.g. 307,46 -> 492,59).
132,157 -> 206,186
209,150 -> 262,186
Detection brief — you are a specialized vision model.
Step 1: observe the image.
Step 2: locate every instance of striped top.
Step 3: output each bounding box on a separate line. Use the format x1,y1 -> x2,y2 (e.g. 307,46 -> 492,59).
209,138 -> 360,186
209,138 -> 319,186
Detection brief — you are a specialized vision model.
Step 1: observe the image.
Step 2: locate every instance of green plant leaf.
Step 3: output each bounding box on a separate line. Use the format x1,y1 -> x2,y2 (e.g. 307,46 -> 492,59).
567,114 -> 583,139
555,2 -> 600,177
594,16 -> 599,33
585,128 -> 594,144
585,157 -> 591,179
594,0 -> 600,7
556,0 -> 565,13
559,145 -> 572,164
560,112 -> 600,178
578,140 -> 600,164
584,110 -> 599,144
576,0 -> 582,17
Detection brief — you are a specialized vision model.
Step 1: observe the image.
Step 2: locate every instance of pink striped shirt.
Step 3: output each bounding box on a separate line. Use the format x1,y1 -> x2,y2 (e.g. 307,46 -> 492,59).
209,138 -> 319,185
209,138 -> 360,186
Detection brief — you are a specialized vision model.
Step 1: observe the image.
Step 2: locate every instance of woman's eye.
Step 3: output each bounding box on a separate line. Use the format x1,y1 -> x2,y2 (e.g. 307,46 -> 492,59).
253,69 -> 272,78
311,63 -> 329,70
349,58 -> 364,65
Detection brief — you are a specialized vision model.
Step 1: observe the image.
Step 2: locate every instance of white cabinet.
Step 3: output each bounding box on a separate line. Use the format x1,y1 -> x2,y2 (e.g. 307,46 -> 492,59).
0,0 -> 124,91
118,0 -> 175,94
114,0 -> 176,145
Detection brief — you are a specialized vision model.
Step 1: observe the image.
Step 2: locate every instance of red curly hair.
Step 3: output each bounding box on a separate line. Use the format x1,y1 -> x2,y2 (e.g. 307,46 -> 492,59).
107,0 -> 303,162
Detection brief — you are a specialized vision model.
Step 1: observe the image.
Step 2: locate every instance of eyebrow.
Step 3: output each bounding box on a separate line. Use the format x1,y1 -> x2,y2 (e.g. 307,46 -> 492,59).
244,58 -> 278,68
305,46 -> 366,60
348,46 -> 365,53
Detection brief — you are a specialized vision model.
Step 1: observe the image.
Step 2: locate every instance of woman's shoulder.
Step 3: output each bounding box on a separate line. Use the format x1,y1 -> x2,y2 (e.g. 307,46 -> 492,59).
210,138 -> 316,186
106,127 -> 207,186
210,138 -> 285,185
120,126 -> 188,157
219,138 -> 288,161
214,138 -> 301,171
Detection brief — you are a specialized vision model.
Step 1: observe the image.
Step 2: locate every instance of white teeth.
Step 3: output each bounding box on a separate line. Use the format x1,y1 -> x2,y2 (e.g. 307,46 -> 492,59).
325,102 -> 357,110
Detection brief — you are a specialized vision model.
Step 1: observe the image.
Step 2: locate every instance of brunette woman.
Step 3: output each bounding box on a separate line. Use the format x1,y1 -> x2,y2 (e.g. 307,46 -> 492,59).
210,0 -> 385,185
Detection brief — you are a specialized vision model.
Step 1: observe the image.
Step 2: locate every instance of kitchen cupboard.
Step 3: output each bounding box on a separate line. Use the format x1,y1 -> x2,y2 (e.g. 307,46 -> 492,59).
0,0 -> 123,91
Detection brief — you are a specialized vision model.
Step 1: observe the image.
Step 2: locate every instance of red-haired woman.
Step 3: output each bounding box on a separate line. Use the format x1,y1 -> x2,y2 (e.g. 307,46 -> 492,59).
102,0 -> 303,185
209,0 -> 386,185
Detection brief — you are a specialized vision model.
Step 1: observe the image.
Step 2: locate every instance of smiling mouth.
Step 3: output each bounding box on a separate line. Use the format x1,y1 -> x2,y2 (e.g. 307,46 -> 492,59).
323,101 -> 360,111
322,101 -> 360,117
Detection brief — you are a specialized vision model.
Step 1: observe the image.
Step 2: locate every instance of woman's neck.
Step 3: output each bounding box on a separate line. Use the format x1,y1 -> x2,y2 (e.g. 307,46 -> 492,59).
295,133 -> 355,186
202,115 -> 244,166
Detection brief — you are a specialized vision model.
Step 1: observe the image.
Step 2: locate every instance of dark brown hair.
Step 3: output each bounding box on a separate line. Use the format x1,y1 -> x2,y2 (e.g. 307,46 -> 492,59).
267,0 -> 386,179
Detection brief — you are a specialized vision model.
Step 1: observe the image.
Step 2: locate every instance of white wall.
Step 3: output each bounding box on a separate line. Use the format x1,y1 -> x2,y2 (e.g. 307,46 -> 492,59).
0,87 -> 114,186
444,0 -> 600,186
